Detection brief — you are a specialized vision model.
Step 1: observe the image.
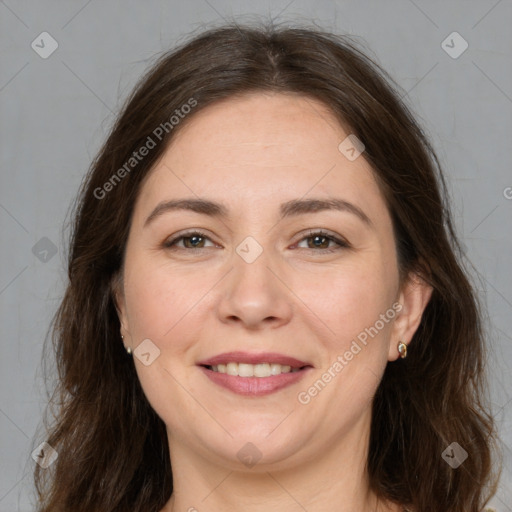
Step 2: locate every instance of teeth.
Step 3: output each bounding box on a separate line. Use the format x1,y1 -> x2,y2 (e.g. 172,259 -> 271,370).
271,363 -> 284,375
254,363 -> 270,377
238,363 -> 254,377
210,362 -> 298,377
226,362 -> 238,376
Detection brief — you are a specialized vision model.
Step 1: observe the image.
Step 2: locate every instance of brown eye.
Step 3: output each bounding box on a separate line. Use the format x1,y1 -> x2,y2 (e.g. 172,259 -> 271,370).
163,231 -> 215,250
296,230 -> 349,253
181,234 -> 206,249
306,234 -> 330,249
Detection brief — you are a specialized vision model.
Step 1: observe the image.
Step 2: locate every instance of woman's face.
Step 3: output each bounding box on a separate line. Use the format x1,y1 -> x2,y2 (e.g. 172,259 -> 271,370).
115,92 -> 429,471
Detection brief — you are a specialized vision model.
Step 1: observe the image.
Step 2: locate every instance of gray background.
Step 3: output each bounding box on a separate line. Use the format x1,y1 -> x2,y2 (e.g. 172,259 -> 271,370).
1,0 -> 511,510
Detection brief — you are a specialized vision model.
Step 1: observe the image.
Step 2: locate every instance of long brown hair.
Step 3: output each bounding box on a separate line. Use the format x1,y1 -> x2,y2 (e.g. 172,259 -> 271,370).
34,22 -> 499,511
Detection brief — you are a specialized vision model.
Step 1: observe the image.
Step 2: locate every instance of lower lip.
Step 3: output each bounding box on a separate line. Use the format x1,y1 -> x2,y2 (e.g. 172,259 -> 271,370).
199,366 -> 312,396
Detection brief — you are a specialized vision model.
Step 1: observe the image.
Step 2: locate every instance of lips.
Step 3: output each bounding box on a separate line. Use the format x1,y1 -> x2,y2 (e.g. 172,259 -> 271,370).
197,351 -> 313,396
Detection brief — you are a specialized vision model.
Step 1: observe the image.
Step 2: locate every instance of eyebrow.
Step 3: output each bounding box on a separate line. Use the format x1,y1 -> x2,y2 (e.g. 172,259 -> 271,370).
144,197 -> 373,228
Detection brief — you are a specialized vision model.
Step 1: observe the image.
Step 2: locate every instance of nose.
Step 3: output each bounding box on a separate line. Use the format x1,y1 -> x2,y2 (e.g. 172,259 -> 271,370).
215,243 -> 294,331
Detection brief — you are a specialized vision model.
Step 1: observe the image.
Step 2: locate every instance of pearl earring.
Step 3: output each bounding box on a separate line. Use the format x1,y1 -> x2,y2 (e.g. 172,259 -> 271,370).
397,341 -> 408,359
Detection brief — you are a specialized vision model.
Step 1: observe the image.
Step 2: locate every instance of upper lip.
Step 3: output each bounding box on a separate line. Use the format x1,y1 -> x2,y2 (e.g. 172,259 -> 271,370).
197,351 -> 312,369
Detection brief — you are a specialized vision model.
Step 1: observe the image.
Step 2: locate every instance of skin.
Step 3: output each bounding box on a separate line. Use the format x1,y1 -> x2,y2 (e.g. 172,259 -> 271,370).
114,92 -> 432,512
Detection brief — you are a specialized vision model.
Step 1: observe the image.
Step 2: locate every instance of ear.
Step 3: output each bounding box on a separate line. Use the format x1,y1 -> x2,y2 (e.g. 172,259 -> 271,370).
388,271 -> 433,361
111,272 -> 130,339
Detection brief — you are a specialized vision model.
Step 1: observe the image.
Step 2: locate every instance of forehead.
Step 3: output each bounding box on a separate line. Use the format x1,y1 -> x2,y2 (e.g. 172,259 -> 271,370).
166,92 -> 351,168
134,93 -> 389,227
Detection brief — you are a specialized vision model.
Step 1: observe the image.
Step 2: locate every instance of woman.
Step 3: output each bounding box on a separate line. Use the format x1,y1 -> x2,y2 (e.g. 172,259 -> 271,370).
34,22 -> 499,512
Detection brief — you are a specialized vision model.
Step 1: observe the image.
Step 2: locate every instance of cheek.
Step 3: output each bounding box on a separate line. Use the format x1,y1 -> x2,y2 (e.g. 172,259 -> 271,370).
291,253 -> 397,343
123,254 -> 206,342
122,257 -> 205,425
295,265 -> 397,420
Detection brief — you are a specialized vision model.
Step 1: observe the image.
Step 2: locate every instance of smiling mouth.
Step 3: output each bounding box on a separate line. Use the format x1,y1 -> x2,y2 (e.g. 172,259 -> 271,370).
202,362 -> 310,377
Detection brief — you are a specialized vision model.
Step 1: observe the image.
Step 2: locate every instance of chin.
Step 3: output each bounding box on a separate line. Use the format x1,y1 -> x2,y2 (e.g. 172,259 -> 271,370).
192,425 -> 312,471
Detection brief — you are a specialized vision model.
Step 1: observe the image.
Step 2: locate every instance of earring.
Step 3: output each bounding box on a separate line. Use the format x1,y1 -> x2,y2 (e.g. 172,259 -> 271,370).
397,341 -> 408,359
121,334 -> 132,355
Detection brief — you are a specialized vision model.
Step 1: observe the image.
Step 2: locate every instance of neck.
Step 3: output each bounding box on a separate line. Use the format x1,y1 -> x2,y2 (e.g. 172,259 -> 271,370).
161,411 -> 400,512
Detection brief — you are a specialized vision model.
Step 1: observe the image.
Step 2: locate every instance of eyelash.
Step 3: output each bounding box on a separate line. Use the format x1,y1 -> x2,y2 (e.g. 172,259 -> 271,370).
163,229 -> 349,254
